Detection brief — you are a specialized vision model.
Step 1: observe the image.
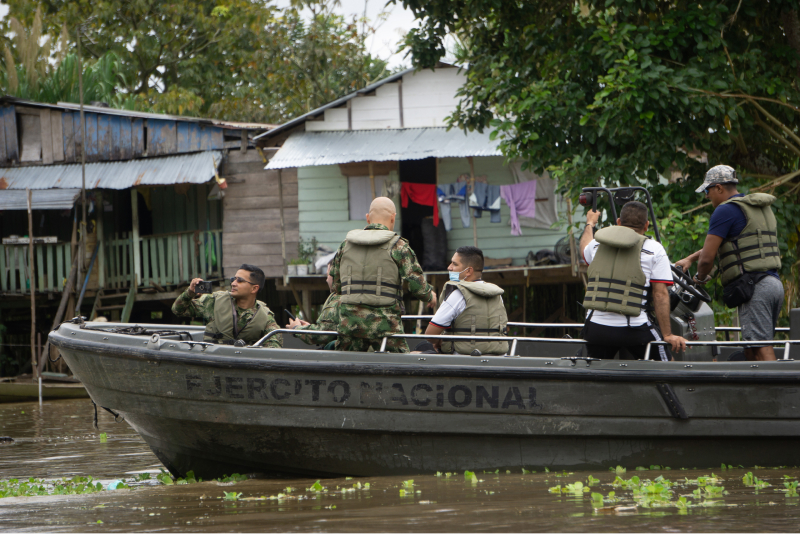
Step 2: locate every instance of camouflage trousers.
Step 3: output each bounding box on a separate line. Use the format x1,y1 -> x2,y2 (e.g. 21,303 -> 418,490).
336,336 -> 409,353
337,303 -> 409,353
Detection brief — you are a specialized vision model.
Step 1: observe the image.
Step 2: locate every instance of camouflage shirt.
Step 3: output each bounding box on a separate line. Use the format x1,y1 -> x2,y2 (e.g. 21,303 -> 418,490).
331,223 -> 434,339
294,292 -> 340,346
171,290 -> 283,348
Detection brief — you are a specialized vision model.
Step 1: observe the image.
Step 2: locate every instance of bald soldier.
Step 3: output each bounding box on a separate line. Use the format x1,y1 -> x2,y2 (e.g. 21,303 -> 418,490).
330,197 -> 437,352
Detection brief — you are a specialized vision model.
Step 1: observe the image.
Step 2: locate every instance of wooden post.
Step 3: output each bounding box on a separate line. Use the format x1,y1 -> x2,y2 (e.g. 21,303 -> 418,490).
96,191 -> 105,289
130,189 -> 141,287
467,157 -> 478,247
565,198 -> 578,277
278,169 -> 287,278
27,189 -> 37,378
369,161 -> 376,200
37,332 -> 42,374
77,27 -> 88,286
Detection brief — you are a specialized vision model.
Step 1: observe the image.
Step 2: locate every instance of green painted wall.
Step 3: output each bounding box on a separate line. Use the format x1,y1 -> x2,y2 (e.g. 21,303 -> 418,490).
297,158 -> 570,264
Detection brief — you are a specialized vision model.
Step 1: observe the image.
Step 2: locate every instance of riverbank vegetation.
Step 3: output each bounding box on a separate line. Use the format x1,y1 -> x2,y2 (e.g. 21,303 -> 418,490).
399,0 -> 800,324
0,0 -> 393,124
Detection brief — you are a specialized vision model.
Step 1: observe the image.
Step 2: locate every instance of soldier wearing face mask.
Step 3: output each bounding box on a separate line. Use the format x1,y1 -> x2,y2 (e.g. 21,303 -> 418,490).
422,246 -> 509,355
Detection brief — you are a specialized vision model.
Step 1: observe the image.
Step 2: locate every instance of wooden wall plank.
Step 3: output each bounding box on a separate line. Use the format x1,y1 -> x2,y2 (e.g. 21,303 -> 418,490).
72,113 -> 82,161
97,113 -> 112,160
85,112 -> 99,161
110,115 -> 122,160
119,117 -> 132,160
177,122 -> 191,152
0,108 -> 8,164
189,123 -> 201,151
147,119 -> 177,156
51,110 -> 64,162
132,118 -> 144,157
4,106 -> 19,162
40,109 -> 54,164
62,112 -> 75,162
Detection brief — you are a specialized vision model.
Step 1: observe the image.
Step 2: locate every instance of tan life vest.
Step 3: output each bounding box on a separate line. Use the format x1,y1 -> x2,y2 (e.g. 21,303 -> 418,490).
583,225 -> 651,317
440,281 -> 509,355
339,229 -> 403,307
717,194 -> 781,286
204,291 -> 272,345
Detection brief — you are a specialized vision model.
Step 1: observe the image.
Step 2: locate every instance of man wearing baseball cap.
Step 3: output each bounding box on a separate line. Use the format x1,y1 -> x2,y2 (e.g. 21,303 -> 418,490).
676,165 -> 783,361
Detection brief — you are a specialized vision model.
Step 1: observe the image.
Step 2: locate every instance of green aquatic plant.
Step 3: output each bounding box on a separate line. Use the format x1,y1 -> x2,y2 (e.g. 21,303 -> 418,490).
402,479 -> 414,489
0,476 -> 105,498
222,491 -> 241,501
307,480 -> 325,492
742,472 -> 770,489
587,475 -> 600,486
612,475 -> 640,489
99,433 -> 108,443
137,473 -> 151,481
782,480 -> 799,496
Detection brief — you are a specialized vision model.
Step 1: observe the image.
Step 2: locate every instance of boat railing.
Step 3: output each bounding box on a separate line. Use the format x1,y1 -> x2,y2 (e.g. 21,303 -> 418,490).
402,316 -> 794,340
254,329 -> 339,348
644,340 -> 800,361
253,329 -> 586,356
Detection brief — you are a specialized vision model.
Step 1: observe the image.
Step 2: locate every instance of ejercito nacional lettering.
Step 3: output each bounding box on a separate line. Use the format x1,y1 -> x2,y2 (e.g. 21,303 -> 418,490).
184,374 -> 542,410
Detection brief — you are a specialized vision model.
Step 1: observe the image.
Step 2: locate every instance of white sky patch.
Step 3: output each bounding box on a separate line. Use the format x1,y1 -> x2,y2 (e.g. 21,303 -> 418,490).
275,0 -> 417,69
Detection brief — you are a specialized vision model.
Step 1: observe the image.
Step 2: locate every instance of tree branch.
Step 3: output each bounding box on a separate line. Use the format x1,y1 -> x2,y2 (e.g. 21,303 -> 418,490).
753,114 -> 800,159
747,98 -> 800,149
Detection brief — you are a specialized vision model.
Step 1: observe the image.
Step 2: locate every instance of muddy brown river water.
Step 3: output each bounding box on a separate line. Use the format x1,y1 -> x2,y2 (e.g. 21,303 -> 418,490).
1,399 -> 799,532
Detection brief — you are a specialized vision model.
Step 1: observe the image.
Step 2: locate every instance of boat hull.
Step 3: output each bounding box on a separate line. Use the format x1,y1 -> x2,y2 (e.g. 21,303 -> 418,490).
50,322 -> 800,477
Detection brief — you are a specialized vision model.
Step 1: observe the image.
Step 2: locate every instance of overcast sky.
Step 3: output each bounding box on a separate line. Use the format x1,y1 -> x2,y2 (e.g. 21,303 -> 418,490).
275,0 -> 418,69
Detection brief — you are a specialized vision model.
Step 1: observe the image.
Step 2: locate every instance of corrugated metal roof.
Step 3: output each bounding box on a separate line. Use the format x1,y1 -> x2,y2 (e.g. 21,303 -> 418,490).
0,188 -> 80,210
264,128 -> 502,169
0,151 -> 222,190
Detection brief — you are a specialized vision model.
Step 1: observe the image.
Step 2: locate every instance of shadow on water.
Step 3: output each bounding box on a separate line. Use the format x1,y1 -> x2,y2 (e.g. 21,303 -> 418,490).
1,399 -> 799,532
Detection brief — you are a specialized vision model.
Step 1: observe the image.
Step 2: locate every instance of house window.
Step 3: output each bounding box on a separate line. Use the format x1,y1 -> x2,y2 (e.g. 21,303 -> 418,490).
348,175 -> 388,220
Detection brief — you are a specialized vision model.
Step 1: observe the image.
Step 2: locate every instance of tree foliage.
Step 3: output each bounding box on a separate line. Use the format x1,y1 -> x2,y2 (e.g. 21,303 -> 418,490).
2,0 -> 390,123
399,0 -> 800,315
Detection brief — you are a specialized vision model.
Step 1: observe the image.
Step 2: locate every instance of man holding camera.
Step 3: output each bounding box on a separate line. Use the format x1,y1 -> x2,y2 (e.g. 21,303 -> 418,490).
171,264 -> 283,348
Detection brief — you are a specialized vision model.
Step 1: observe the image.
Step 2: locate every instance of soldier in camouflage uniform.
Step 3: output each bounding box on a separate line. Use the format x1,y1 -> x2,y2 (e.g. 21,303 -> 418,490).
287,261 -> 340,349
330,197 -> 436,352
171,264 -> 282,348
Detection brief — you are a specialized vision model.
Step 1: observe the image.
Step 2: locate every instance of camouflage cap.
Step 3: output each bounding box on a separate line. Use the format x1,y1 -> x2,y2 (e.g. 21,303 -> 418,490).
695,164 -> 738,193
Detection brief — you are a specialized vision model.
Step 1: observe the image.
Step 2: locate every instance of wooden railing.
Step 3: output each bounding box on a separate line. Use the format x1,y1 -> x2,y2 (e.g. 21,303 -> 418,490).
103,229 -> 223,290
139,230 -> 223,288
0,242 -> 72,294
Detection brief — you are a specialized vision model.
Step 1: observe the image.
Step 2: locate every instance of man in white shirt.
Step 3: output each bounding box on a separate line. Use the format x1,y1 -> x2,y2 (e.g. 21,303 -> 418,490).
418,246 -> 508,354
579,201 -> 687,360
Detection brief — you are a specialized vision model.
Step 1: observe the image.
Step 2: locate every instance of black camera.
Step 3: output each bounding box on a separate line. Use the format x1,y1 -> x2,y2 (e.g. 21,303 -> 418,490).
195,281 -> 213,294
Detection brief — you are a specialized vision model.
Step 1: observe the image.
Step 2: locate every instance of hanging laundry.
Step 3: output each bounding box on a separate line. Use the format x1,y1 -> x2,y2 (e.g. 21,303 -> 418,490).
400,182 -> 439,226
437,182 -> 470,231
500,180 -> 537,236
469,181 -> 501,223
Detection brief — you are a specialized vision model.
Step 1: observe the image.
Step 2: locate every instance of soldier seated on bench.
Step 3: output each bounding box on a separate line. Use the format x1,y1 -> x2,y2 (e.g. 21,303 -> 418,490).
417,246 -> 509,356
171,264 -> 283,348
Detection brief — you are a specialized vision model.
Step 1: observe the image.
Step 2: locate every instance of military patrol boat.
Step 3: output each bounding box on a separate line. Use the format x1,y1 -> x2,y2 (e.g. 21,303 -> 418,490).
48,187 -> 800,478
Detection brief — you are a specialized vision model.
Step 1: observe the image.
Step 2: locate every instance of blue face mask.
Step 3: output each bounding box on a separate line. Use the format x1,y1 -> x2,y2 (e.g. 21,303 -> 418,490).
448,268 -> 467,282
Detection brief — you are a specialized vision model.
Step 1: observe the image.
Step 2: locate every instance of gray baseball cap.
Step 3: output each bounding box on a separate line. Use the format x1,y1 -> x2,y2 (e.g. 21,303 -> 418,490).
695,164 -> 738,193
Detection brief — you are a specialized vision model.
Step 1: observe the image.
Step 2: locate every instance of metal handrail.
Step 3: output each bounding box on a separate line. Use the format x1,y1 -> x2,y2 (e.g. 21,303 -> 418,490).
376,333 -> 586,355
401,316 -> 585,329
716,327 -> 790,332
644,340 -> 799,361
403,316 -> 793,335
253,328 -> 339,347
